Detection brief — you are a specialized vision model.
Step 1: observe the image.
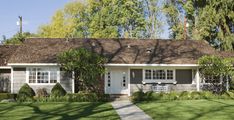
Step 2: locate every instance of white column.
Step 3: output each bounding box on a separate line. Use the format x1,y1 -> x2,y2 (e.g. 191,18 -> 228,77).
72,71 -> 75,93
127,67 -> 131,96
195,68 -> 200,91
10,67 -> 13,93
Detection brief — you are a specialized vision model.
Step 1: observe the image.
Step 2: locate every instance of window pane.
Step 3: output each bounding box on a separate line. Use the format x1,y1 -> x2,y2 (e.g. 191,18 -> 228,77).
29,68 -> 36,83
167,70 -> 173,80
145,70 -> 151,79
37,70 -> 49,83
50,71 -> 57,83
153,70 -> 165,80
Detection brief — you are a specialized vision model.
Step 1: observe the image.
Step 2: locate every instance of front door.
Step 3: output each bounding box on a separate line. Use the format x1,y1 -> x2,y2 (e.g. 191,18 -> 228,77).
105,69 -> 128,94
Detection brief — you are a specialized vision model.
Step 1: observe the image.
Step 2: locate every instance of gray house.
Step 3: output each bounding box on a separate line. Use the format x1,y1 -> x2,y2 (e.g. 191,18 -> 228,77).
0,38 -> 233,96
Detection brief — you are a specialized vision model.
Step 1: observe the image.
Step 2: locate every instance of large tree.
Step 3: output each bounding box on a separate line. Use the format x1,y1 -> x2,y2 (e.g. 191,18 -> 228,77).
57,48 -> 106,93
164,0 -> 234,51
38,0 -> 163,39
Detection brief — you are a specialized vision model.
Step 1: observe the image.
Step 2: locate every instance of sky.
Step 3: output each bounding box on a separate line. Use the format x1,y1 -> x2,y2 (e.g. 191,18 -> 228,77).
0,0 -> 71,39
0,0 -> 169,39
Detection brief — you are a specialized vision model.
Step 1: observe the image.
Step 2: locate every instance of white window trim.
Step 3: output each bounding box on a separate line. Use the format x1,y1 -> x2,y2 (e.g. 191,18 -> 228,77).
26,67 -> 60,85
143,68 -> 176,83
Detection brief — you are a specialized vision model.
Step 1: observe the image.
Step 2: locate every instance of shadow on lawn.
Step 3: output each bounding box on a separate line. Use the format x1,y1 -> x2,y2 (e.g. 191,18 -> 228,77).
139,100 -> 234,120
0,102 -> 119,120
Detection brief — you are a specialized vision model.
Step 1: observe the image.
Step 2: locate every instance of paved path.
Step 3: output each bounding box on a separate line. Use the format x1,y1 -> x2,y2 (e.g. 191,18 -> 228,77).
111,100 -> 152,120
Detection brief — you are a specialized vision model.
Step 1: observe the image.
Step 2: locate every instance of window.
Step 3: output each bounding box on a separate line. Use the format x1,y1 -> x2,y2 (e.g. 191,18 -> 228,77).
27,67 -> 59,84
122,72 -> 126,87
145,69 -> 174,80
153,70 -> 166,79
167,70 -> 174,80
145,70 -> 151,79
107,72 -> 111,87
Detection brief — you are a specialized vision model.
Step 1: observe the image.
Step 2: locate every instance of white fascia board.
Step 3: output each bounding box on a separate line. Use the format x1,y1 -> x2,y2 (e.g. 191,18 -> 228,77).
8,63 -> 59,66
105,63 -> 198,67
0,66 -> 11,69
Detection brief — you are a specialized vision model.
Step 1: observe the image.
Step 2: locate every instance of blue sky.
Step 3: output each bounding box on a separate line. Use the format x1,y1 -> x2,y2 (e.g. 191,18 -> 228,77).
0,0 -> 70,39
0,0 -> 169,39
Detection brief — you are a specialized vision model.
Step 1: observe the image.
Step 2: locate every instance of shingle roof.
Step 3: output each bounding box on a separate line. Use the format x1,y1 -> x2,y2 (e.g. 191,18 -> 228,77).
0,45 -> 19,66
8,38 -> 233,64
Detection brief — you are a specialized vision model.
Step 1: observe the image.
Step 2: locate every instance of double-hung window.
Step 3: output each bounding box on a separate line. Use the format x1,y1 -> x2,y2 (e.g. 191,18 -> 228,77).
27,67 -> 59,84
145,69 -> 174,81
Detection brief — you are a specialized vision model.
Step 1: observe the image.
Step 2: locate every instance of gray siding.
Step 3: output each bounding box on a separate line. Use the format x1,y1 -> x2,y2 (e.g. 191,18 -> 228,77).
60,71 -> 73,93
12,67 -> 73,94
13,68 -> 26,93
130,69 -> 143,84
176,69 -> 192,84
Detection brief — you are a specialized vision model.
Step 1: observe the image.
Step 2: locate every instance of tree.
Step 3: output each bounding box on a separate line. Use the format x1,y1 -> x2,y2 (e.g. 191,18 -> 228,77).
198,55 -> 233,94
2,32 -> 37,45
38,0 -> 163,39
163,0 -> 234,50
57,48 -> 106,93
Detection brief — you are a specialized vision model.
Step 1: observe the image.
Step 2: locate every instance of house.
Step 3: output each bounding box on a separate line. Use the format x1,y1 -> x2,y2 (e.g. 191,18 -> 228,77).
0,38 -> 233,96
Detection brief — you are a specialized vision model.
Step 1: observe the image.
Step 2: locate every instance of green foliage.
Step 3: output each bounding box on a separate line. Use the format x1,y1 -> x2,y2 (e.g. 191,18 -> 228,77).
17,83 -> 35,102
33,93 -> 108,102
58,48 -> 105,92
51,83 -> 67,97
38,0 -> 163,39
0,93 -> 17,101
2,32 -> 37,45
131,90 -> 234,102
163,0 -> 234,50
131,90 -> 145,102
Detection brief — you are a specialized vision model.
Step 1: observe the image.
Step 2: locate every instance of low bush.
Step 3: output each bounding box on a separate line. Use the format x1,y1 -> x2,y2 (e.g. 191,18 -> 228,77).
34,92 -> 106,102
36,88 -> 48,97
131,90 -> 145,102
51,83 -> 67,97
17,83 -> 35,102
131,90 -> 234,102
0,93 -> 17,101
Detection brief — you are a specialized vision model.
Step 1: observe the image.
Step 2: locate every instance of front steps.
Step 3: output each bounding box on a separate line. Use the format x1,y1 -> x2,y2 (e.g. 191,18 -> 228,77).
110,94 -> 129,101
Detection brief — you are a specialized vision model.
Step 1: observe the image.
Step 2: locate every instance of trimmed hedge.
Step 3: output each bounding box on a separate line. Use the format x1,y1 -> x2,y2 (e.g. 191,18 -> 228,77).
0,93 -> 17,101
51,83 -> 67,97
17,83 -> 35,102
131,91 -> 234,103
34,93 -> 110,102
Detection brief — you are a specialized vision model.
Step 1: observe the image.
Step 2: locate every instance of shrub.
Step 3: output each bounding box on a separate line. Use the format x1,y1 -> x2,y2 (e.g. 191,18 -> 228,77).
51,83 -> 67,97
190,91 -> 202,100
0,93 -> 17,101
66,92 -> 99,102
17,83 -> 35,102
179,91 -> 191,100
131,90 -> 145,102
200,91 -> 215,99
36,88 -> 48,97
168,92 -> 179,100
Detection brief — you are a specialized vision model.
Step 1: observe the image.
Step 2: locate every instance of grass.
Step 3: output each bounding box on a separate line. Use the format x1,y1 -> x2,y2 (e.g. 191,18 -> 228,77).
136,99 -> 234,120
0,102 -> 119,120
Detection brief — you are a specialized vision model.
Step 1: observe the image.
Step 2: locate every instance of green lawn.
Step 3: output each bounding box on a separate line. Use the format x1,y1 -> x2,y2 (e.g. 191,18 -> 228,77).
0,102 -> 119,120
137,99 -> 234,120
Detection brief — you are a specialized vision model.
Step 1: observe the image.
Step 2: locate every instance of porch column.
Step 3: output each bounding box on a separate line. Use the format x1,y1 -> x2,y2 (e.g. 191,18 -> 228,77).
72,71 -> 75,93
10,67 -> 13,93
195,68 -> 200,91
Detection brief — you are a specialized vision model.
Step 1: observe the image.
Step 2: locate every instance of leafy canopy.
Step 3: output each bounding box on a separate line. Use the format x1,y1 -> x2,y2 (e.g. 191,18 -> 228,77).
57,48 -> 106,92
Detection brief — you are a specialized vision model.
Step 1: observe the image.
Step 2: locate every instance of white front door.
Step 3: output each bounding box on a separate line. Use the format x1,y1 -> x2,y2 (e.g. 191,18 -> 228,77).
105,68 -> 129,94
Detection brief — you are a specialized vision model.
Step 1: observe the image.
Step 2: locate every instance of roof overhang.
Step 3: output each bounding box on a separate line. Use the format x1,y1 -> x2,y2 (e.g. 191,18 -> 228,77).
104,63 -> 198,67
0,66 -> 11,69
8,63 -> 59,66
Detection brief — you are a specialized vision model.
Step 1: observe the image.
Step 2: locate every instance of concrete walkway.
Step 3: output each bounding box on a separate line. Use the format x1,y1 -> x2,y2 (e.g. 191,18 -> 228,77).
111,100 -> 152,120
